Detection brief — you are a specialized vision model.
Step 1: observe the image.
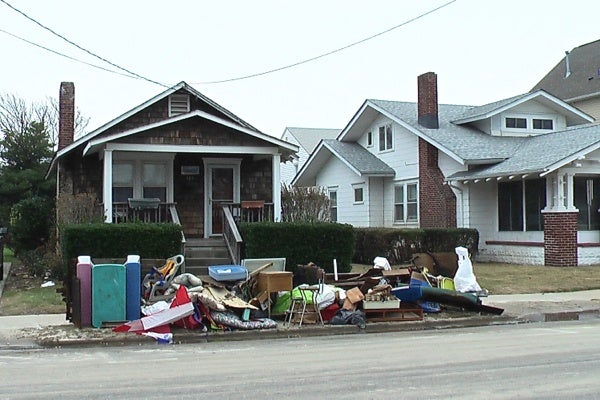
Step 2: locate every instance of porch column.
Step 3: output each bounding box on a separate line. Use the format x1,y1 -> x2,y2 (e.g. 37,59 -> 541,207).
272,153 -> 281,222
103,149 -> 113,223
542,171 -> 578,266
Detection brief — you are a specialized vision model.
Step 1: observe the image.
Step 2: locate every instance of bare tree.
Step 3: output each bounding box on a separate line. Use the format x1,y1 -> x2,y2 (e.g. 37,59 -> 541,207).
281,184 -> 331,222
0,93 -> 89,148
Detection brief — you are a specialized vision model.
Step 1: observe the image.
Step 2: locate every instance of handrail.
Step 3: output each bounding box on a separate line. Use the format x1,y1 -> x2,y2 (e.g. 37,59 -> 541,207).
168,204 -> 186,244
222,205 -> 243,265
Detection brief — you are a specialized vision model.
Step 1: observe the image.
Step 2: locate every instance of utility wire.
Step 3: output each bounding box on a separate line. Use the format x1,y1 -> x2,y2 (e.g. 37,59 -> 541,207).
195,0 -> 457,85
0,0 -> 169,88
0,28 -> 137,79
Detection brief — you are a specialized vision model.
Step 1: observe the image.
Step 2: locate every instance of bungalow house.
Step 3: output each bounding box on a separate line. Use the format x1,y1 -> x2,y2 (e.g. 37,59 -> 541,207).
279,127 -> 340,185
50,81 -> 298,268
532,39 -> 600,121
294,72 -> 600,267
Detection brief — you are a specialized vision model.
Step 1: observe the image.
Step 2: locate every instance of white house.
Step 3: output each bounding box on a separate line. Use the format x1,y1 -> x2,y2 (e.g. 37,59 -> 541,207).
280,127 -> 340,185
294,72 -> 600,267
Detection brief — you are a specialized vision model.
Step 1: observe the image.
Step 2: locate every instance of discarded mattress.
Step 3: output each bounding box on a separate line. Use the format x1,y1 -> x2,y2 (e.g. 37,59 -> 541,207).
208,265 -> 248,281
210,310 -> 277,330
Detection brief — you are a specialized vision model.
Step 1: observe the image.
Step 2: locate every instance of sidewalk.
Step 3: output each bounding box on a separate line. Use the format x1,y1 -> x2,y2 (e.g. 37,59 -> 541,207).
1,261 -> 600,349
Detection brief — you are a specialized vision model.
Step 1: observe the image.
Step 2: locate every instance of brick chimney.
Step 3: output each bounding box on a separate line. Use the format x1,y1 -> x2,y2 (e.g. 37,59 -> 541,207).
417,72 -> 439,129
58,82 -> 75,150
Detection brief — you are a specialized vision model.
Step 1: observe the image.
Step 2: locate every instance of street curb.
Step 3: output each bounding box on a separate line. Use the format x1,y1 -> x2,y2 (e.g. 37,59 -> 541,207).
34,314 -> 515,348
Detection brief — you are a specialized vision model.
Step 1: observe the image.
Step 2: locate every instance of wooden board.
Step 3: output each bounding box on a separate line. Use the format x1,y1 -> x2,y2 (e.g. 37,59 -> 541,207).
364,304 -> 423,322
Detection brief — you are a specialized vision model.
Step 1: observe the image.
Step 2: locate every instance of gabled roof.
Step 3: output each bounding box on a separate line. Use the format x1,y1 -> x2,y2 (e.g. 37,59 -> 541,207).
451,90 -> 592,125
532,39 -> 600,101
364,100 -> 526,164
282,127 -> 340,154
447,123 -> 600,181
49,81 -> 297,173
292,139 -> 394,186
55,81 -> 263,160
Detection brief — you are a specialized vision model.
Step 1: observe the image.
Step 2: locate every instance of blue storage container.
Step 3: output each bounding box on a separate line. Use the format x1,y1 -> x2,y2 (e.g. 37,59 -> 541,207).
208,265 -> 248,281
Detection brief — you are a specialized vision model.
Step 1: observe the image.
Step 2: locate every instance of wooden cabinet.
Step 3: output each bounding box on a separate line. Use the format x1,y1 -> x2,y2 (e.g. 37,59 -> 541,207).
257,271 -> 293,317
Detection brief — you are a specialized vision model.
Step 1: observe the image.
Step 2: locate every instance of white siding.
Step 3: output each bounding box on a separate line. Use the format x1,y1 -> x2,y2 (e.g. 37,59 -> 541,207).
280,132 -> 308,186
489,101 -> 567,136
316,156 -> 369,226
368,177 -> 385,226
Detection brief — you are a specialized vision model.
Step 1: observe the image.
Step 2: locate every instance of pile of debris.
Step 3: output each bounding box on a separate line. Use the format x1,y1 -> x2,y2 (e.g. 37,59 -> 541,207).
81,247 -> 502,344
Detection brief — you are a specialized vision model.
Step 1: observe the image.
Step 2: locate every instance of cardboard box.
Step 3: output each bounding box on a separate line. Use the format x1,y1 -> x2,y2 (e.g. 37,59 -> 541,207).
345,287 -> 364,304
342,287 -> 364,310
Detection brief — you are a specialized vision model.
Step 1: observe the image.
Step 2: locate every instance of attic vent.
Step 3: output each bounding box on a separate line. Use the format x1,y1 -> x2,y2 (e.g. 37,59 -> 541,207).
169,94 -> 190,116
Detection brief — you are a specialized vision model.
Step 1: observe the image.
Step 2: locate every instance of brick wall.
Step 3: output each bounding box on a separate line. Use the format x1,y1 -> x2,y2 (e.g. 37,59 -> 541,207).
543,212 -> 578,266
418,138 -> 456,228
417,72 -> 439,129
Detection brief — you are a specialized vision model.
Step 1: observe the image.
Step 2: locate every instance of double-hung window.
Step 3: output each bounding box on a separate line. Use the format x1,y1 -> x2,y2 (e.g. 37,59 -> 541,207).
329,190 -> 338,222
378,123 -> 393,151
143,162 -> 167,201
394,182 -> 418,223
112,162 -> 134,203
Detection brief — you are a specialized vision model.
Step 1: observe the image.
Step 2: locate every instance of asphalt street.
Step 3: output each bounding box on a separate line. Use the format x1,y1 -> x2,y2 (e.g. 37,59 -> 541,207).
1,319 -> 599,399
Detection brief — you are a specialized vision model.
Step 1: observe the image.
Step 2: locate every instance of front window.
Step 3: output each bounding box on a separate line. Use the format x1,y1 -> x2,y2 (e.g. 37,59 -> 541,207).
329,190 -> 337,222
394,182 -> 418,223
574,177 -> 600,230
498,179 -> 546,231
113,162 -> 134,203
143,162 -> 167,202
378,123 -> 393,151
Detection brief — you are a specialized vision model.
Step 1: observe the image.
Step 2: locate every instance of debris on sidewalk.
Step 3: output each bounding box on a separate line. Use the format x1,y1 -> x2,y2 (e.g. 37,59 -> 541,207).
62,249 -> 504,344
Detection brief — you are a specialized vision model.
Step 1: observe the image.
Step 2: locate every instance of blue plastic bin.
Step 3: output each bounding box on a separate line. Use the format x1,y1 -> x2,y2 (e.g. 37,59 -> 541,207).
208,265 -> 248,281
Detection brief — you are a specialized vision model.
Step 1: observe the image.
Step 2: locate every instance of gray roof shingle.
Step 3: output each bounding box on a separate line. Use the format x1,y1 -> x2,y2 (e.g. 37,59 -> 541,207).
369,99 -> 526,162
532,39 -> 600,100
322,139 -> 395,176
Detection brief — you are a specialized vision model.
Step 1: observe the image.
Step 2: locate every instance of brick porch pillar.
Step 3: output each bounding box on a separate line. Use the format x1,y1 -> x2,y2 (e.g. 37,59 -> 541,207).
543,211 -> 578,267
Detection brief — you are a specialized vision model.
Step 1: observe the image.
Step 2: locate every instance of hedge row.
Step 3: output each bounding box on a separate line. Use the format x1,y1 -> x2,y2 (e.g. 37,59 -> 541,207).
240,222 -> 355,273
60,223 -> 183,267
353,227 -> 479,265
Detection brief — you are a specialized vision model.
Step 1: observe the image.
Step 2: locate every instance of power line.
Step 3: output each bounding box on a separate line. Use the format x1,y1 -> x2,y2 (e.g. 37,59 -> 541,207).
0,0 -> 169,88
195,0 -> 457,85
0,28 -> 137,79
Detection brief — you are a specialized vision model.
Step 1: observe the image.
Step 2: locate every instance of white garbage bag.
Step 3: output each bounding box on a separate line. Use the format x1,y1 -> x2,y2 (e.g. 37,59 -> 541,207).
453,246 -> 482,293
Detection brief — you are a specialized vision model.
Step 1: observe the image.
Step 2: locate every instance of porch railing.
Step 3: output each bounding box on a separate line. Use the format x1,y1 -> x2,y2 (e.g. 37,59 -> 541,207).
112,201 -> 177,224
228,202 -> 275,224
222,205 -> 242,265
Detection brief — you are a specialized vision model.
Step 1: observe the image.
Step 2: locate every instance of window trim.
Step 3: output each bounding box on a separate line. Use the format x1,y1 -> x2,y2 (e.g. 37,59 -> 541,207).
353,185 -> 364,204
498,179 -> 546,232
378,123 -> 393,152
328,187 -> 338,222
503,114 -> 556,133
394,181 -> 419,224
112,153 -> 174,203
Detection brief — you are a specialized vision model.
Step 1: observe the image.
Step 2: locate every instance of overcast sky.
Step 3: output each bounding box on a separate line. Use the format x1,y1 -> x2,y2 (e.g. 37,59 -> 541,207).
0,0 -> 598,138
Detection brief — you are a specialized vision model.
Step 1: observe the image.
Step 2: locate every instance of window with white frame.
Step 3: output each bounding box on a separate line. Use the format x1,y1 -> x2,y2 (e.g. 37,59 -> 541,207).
505,117 -> 527,129
112,157 -> 172,204
498,179 -> 546,231
353,186 -> 364,204
329,189 -> 337,222
366,131 -> 373,147
532,118 -> 553,130
378,123 -> 393,151
394,182 -> 418,223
